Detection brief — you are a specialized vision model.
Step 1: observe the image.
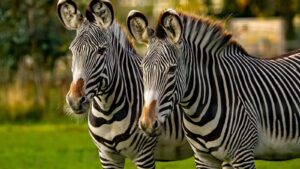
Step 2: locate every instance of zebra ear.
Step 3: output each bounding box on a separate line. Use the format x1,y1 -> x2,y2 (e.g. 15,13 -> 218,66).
127,10 -> 153,44
88,0 -> 114,29
57,0 -> 84,30
160,9 -> 182,43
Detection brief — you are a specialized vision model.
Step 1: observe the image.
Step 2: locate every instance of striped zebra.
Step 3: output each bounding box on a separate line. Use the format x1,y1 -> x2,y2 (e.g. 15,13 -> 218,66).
58,1 -> 192,169
127,9 -> 300,169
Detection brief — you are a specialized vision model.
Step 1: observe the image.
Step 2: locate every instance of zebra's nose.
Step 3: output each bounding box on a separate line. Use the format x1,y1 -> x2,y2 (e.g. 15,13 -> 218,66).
139,119 -> 161,137
66,92 -> 87,114
139,100 -> 162,136
66,78 -> 88,114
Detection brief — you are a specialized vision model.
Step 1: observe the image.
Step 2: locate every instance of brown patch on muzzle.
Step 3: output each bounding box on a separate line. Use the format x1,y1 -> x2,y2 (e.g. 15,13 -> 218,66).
140,100 -> 157,130
68,78 -> 84,98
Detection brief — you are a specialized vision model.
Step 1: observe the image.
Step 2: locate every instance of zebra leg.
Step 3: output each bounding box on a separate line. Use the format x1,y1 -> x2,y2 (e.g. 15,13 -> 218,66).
132,137 -> 157,169
133,151 -> 155,169
194,151 -> 222,169
230,108 -> 257,169
98,150 -> 125,169
229,141 -> 256,169
133,145 -> 156,169
230,153 -> 255,169
134,147 -> 155,169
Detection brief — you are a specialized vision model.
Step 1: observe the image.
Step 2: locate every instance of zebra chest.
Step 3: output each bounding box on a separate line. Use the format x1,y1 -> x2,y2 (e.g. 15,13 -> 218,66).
88,107 -> 134,144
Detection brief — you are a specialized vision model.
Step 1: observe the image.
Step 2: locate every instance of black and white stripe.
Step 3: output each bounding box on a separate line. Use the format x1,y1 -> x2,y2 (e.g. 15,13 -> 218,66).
141,9 -> 300,169
63,2 -> 192,169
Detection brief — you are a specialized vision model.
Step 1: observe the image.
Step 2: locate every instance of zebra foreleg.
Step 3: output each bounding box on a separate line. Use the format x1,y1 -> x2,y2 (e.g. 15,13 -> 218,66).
133,153 -> 155,169
229,107 -> 257,169
230,154 -> 255,169
230,145 -> 256,169
133,148 -> 156,169
98,150 -> 125,169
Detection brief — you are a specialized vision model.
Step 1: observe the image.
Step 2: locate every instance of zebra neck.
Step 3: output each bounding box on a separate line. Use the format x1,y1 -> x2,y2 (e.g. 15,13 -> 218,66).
109,21 -> 143,117
180,40 -> 250,131
179,13 -> 250,117
91,22 -> 143,120
94,67 -> 127,112
181,50 -> 218,117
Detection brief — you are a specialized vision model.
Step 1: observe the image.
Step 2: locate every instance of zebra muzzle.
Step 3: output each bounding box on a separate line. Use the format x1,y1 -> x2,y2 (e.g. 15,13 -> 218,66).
139,100 -> 162,136
66,78 -> 89,114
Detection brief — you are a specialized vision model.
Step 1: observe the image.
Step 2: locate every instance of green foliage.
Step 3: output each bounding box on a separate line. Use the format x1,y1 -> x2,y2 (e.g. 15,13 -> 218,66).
1,0 -> 300,122
0,0 -> 300,72
0,0 -> 73,71
0,81 -> 69,123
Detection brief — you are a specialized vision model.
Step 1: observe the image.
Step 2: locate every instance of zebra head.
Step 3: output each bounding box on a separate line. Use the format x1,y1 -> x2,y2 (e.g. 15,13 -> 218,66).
128,9 -> 186,136
58,0 -> 114,114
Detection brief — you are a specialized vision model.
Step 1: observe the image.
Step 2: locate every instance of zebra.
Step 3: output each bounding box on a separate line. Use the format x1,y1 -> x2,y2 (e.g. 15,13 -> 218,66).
127,9 -> 300,169
58,1 -> 193,169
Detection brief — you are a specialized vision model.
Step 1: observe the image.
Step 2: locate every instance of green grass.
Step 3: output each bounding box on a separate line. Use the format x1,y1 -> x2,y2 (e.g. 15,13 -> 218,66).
0,124 -> 300,169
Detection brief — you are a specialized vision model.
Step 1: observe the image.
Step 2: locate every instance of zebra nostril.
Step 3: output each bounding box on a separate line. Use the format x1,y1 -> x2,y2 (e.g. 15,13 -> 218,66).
153,120 -> 159,129
79,97 -> 86,104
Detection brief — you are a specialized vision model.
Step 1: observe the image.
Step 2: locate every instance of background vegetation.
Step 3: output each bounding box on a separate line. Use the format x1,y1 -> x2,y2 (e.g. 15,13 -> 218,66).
1,0 -> 300,168
2,0 -> 300,122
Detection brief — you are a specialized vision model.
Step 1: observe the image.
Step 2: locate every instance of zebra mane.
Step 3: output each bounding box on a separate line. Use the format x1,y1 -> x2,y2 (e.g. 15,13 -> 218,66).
155,11 -> 248,55
109,20 -> 137,54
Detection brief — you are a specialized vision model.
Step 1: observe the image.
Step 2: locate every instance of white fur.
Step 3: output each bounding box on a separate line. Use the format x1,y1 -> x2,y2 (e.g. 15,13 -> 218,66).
72,67 -> 82,83
127,10 -> 140,18
58,0 -> 66,5
144,90 -> 159,106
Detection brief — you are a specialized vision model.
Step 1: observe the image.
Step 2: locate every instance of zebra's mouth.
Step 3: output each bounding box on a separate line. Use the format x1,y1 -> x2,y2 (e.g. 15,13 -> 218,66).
144,130 -> 161,137
72,108 -> 86,114
68,100 -> 90,114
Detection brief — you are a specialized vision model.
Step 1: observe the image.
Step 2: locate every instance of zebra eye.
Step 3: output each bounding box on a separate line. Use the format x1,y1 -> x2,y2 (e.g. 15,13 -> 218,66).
97,47 -> 106,55
168,65 -> 177,74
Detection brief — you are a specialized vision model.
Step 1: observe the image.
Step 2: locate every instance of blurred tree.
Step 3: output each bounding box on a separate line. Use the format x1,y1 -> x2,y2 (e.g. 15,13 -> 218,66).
1,0 -> 300,76
174,0 -> 209,15
218,0 -> 300,40
0,0 -> 81,109
0,0 -> 75,76
273,0 -> 299,40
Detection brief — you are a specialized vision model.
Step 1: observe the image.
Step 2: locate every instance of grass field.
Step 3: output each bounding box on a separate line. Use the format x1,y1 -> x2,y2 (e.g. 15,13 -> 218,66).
0,124 -> 300,169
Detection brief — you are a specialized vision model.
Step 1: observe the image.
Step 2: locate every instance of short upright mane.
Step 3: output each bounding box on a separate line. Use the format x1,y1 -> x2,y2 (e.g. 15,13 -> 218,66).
155,11 -> 248,55
109,20 -> 137,54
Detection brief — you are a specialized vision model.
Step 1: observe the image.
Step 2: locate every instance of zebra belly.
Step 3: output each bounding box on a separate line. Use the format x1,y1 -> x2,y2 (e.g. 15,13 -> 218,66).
254,132 -> 300,160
